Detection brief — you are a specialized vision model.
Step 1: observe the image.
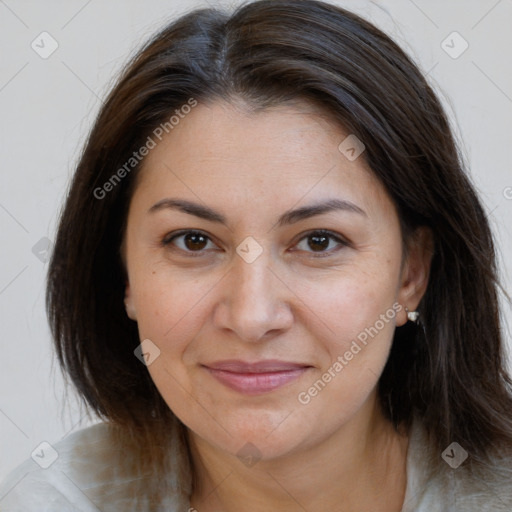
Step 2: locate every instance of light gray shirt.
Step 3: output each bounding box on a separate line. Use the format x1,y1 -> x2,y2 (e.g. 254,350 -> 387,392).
1,418 -> 511,511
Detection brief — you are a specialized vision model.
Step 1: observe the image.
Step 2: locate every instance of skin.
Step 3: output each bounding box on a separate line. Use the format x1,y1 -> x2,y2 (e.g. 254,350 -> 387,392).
122,100 -> 433,511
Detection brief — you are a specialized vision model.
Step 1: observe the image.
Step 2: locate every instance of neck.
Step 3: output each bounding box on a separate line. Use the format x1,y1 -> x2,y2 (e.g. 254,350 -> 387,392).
188,393 -> 409,512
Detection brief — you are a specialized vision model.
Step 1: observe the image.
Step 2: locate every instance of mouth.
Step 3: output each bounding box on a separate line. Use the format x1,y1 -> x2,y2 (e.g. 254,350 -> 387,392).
202,360 -> 312,395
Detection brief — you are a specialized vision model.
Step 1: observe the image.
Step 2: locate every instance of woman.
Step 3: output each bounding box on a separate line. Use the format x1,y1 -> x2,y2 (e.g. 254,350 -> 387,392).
1,0 -> 511,510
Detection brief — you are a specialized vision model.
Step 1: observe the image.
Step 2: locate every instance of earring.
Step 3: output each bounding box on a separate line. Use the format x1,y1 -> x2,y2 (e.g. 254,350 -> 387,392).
124,299 -> 137,320
405,307 -> 419,323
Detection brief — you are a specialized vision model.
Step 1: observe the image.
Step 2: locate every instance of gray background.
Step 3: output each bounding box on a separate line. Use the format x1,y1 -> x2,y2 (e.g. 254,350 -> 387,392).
1,0 -> 511,481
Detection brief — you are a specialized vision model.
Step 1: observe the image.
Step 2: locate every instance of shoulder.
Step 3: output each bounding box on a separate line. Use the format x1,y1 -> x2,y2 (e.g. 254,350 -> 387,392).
0,422 -> 188,512
403,418 -> 512,511
450,454 -> 512,510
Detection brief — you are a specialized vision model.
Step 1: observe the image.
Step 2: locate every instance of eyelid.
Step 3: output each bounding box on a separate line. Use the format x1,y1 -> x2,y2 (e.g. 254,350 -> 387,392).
291,229 -> 351,256
162,229 -> 219,254
162,229 -> 210,245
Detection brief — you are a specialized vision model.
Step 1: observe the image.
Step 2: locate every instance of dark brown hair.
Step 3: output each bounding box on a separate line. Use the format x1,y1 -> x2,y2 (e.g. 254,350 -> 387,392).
47,0 -> 512,484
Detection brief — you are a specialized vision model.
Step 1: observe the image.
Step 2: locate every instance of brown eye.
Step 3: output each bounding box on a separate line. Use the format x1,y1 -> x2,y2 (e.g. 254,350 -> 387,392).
182,232 -> 208,251
295,230 -> 348,256
307,233 -> 330,252
163,230 -> 215,253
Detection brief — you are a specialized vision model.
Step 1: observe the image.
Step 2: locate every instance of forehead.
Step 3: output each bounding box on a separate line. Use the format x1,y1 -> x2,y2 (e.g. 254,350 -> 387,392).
144,100 -> 357,171
133,100 -> 392,219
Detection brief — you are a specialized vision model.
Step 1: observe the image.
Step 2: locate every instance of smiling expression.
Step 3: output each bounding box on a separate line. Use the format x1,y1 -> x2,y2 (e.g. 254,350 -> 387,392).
122,100 -> 426,461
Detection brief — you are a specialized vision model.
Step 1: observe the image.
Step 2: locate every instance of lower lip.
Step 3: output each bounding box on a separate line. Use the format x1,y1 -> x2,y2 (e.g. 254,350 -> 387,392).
205,367 -> 309,395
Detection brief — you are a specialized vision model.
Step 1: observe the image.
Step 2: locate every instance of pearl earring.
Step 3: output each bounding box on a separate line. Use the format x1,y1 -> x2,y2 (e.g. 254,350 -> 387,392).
124,299 -> 137,320
405,307 -> 419,323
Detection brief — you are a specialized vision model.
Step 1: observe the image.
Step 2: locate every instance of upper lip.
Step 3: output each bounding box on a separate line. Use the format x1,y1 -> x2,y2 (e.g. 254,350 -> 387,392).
203,360 -> 311,373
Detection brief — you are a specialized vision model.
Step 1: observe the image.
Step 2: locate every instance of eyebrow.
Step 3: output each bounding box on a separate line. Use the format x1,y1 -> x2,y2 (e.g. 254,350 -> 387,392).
148,197 -> 366,227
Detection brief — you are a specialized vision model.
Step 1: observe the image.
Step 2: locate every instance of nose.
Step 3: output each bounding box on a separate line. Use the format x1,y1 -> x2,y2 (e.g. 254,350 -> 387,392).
212,251 -> 294,343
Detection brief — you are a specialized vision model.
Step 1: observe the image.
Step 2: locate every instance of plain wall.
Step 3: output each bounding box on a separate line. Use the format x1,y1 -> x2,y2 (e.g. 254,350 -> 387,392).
1,0 -> 511,482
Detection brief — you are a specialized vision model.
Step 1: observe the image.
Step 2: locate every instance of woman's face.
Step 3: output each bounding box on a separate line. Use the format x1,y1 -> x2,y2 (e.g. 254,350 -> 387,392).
123,100 -> 429,461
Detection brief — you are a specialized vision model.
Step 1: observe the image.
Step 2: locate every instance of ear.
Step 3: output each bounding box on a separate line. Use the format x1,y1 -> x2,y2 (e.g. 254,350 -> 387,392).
124,281 -> 137,321
396,226 -> 434,327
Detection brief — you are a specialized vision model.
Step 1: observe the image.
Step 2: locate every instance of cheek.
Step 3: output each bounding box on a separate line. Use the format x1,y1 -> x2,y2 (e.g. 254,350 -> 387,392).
303,259 -> 400,354
131,271 -> 212,418
296,287 -> 398,428
131,264 -> 216,342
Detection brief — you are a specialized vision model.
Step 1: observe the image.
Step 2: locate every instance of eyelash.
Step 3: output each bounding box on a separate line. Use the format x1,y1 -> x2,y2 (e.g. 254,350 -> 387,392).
162,229 -> 350,258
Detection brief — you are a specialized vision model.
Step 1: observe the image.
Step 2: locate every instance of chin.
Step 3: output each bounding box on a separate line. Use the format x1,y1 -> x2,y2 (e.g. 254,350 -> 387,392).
192,410 -> 318,464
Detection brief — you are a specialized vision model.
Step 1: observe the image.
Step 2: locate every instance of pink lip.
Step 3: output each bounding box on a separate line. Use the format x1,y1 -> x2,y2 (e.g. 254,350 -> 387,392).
203,360 -> 311,395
